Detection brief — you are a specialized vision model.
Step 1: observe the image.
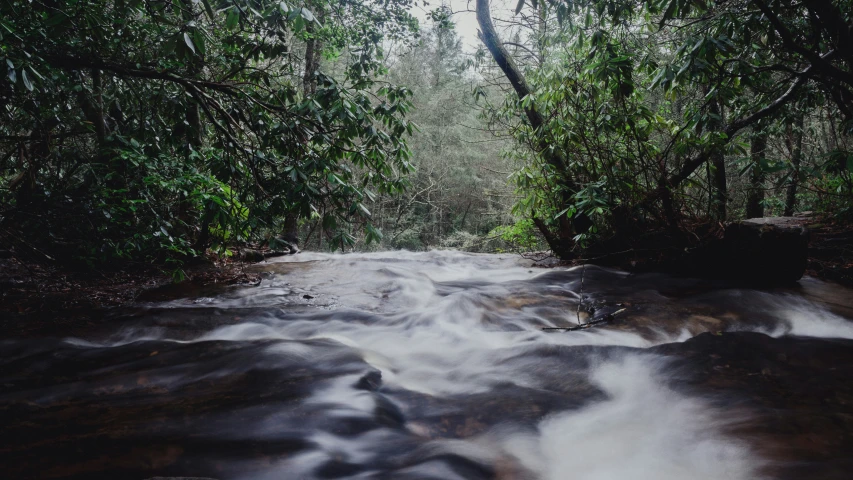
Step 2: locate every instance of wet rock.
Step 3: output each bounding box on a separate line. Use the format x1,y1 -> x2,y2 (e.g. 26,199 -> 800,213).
374,394 -> 406,427
653,331 -> 853,480
239,248 -> 266,262
668,217 -> 811,285
722,217 -> 810,284
239,245 -> 298,262
355,369 -> 383,391
144,477 -> 219,480
316,459 -> 365,478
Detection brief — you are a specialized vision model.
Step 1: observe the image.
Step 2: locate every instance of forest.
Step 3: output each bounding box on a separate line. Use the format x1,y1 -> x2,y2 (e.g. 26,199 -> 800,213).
3,2 -> 853,478
1,0 -> 852,275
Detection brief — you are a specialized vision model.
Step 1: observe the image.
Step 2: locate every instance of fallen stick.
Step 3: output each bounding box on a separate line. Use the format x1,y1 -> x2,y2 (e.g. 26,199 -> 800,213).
542,308 -> 627,332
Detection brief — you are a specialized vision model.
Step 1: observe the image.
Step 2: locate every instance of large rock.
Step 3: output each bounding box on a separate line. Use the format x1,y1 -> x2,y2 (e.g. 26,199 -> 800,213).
722,217 -> 809,284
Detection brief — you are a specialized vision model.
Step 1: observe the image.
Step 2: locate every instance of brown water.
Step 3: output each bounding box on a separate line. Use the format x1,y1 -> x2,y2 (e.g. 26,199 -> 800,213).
2,251 -> 853,480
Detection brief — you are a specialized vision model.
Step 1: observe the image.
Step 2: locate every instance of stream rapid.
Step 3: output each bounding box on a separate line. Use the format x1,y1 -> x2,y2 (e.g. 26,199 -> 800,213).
3,251 -> 853,479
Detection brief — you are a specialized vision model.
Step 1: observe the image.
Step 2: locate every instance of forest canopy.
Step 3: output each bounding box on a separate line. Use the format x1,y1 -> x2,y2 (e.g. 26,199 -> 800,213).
475,0 -> 853,257
1,0 -> 419,265
1,0 -> 852,268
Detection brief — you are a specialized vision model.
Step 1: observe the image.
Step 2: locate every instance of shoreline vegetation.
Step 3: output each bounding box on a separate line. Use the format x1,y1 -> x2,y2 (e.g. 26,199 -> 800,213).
2,213 -> 851,324
2,0 -> 852,317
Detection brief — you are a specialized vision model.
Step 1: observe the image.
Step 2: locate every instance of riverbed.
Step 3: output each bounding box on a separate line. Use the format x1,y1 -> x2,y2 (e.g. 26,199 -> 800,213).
2,251 -> 852,479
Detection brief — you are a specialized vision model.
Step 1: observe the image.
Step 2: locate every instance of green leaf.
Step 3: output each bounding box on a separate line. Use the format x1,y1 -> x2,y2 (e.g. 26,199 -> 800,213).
183,32 -> 196,55
45,13 -> 68,27
0,18 -> 14,34
659,0 -> 678,28
21,68 -> 32,91
554,207 -> 570,220
356,202 -> 371,217
322,214 -> 337,230
292,15 -> 305,33
27,65 -> 45,81
192,30 -> 206,56
200,0 -> 216,20
226,10 -> 239,30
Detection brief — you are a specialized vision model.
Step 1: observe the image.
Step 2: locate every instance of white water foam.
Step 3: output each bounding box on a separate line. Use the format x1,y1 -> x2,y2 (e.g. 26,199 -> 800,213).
58,251 -> 853,479
497,355 -> 759,480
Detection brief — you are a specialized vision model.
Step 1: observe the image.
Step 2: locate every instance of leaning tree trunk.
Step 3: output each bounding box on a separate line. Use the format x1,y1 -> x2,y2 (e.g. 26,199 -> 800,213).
746,129 -> 768,219
475,0 -> 582,259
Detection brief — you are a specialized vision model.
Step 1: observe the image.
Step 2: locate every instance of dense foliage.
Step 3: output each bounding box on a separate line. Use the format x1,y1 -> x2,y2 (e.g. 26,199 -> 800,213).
1,0 -> 418,266
477,0 -> 853,256
291,10 -> 527,253
2,0 -> 852,267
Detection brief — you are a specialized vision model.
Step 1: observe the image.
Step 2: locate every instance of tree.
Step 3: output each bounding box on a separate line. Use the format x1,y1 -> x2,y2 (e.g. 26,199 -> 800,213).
0,0 -> 419,263
474,0 -> 852,258
476,0 -> 589,258
354,7 -> 517,252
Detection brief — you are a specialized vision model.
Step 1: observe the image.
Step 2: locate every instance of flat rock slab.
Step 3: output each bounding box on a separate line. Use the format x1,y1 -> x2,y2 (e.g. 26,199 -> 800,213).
742,216 -> 811,227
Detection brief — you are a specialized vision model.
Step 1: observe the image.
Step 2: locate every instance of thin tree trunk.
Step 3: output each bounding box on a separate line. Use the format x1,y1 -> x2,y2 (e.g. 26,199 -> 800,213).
281,12 -> 325,248
79,69 -> 107,165
784,113 -> 805,216
708,95 -> 727,220
746,129 -> 768,218
459,202 -> 472,229
91,69 -> 107,162
184,67 -> 204,248
302,17 -> 323,96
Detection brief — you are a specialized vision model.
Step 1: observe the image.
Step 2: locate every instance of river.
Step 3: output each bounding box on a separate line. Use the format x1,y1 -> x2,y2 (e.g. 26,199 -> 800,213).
2,251 -> 853,479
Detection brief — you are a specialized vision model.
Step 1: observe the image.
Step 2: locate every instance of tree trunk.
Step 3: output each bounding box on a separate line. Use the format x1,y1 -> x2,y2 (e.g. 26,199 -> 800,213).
708,96 -> 727,220
475,0 -> 559,170
784,113 -> 804,216
180,3 -> 211,253
746,129 -> 768,218
281,14 -> 326,248
302,15 -> 323,96
476,0 -> 581,258
79,69 -> 107,165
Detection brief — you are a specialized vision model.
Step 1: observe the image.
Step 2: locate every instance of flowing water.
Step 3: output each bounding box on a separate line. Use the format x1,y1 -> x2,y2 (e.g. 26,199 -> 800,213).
2,251 -> 853,480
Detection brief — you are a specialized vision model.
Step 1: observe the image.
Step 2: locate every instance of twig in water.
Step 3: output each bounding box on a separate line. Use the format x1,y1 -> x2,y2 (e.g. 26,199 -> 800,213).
544,308 -> 627,332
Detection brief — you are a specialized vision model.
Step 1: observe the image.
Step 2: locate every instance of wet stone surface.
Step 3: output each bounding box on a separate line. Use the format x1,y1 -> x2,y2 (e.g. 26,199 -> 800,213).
1,251 -> 853,479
